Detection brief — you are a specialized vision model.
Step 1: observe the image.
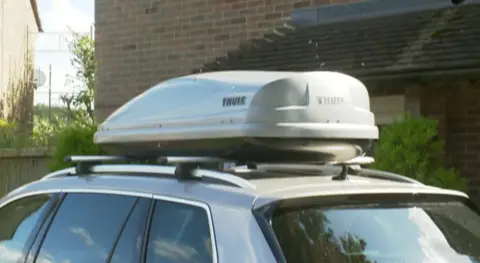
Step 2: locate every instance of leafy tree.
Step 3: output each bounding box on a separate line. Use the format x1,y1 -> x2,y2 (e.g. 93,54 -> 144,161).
60,31 -> 95,125
370,114 -> 467,191
34,104 -> 71,120
31,115 -> 69,147
49,29 -> 100,170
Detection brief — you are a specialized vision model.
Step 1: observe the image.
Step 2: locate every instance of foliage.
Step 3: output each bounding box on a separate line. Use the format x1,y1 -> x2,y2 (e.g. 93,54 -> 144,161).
31,115 -> 69,147
0,31 -> 97,153
34,104 -> 71,120
2,55 -> 35,134
60,31 -> 95,126
0,118 -> 17,147
370,114 -> 467,191
48,30 -> 103,171
0,118 -> 34,148
48,123 -> 105,171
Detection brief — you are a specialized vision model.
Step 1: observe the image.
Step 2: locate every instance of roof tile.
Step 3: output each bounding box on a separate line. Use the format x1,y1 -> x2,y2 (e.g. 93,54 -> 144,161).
194,4 -> 480,77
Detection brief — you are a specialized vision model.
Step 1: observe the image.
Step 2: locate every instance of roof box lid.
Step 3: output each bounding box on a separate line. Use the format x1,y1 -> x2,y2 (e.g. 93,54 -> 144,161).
94,71 -> 379,163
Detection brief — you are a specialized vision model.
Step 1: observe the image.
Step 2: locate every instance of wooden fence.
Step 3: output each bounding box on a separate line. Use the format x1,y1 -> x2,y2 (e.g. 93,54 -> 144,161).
0,148 -> 53,196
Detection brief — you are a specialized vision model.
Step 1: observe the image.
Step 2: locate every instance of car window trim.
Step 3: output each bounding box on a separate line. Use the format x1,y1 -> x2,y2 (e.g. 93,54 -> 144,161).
106,197 -> 140,263
29,190 -> 146,263
1,188 -> 218,263
0,189 -> 154,210
148,194 -> 219,263
141,198 -> 156,263
0,189 -> 62,210
0,192 -> 61,263
27,193 -> 66,263
23,193 -> 64,263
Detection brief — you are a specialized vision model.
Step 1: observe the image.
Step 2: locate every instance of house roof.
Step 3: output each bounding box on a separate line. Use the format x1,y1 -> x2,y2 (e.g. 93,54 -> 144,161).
30,0 -> 43,32
193,3 -> 480,79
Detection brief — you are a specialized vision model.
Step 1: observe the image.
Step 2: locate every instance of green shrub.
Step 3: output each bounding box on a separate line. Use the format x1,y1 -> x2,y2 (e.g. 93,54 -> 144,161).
370,114 -> 468,192
0,118 -> 17,147
31,115 -> 71,147
49,123 -> 105,171
0,118 -> 31,148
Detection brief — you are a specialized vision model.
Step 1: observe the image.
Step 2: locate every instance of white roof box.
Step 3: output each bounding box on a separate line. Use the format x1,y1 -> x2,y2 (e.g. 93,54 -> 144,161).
94,71 -> 379,163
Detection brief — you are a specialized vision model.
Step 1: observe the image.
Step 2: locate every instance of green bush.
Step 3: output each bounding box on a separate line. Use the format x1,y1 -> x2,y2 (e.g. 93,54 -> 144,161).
0,118 -> 31,148
0,118 -> 17,147
31,115 -> 71,147
49,124 -> 105,171
370,114 -> 468,192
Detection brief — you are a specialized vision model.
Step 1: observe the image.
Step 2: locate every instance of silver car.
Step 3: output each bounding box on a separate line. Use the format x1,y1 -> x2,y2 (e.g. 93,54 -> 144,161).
0,157 -> 479,263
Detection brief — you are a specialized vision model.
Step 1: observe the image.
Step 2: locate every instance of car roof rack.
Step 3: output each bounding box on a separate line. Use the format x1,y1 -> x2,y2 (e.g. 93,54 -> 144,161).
42,154 -> 421,188
41,71 -> 424,188
42,155 -> 256,189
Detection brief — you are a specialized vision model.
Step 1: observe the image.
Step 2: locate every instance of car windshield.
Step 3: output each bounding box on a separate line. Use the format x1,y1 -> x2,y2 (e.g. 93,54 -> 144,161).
271,201 -> 480,263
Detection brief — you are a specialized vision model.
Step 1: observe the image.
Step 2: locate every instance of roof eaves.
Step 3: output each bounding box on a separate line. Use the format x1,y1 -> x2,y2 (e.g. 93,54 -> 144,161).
30,0 -> 43,32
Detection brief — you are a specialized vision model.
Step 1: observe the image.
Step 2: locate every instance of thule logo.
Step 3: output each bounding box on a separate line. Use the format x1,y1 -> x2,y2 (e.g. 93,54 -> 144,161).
316,96 -> 344,105
222,96 -> 246,107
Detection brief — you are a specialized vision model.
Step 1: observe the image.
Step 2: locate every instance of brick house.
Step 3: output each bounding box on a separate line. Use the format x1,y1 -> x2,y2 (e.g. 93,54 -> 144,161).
0,0 -> 43,126
95,0 -> 480,190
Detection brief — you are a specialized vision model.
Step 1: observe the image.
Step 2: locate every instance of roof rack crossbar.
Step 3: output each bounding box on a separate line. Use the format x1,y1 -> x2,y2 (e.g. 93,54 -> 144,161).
64,155 -> 127,163
41,163 -> 256,189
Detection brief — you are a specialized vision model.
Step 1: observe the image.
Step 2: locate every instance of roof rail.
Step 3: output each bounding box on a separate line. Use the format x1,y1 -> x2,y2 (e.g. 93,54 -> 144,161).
357,168 -> 424,185
42,155 -> 256,189
41,167 -> 76,180
237,163 -> 423,185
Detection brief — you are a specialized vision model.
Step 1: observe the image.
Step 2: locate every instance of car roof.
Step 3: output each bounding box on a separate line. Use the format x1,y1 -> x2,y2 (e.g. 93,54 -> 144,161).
2,166 -> 468,211
248,175 -> 467,206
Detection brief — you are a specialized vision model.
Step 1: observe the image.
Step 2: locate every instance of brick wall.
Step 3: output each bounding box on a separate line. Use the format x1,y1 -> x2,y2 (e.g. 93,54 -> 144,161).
95,0 -> 358,121
421,79 -> 480,191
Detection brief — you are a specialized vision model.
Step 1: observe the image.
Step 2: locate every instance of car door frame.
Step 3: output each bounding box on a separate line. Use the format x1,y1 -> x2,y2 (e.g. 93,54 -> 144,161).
24,189 -> 153,263
0,190 -> 64,263
5,188 -> 218,263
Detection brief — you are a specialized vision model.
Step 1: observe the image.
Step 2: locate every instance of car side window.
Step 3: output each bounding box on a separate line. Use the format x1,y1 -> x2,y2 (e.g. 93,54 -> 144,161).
109,197 -> 152,263
0,194 -> 57,263
146,199 -> 214,263
34,192 -> 137,263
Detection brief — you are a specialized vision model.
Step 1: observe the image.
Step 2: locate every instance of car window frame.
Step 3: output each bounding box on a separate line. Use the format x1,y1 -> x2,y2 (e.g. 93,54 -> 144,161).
267,199 -> 480,263
30,190 -> 146,263
144,194 -> 218,263
0,191 -> 63,263
4,188 -> 218,263
26,193 -> 66,263
107,197 -> 153,263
